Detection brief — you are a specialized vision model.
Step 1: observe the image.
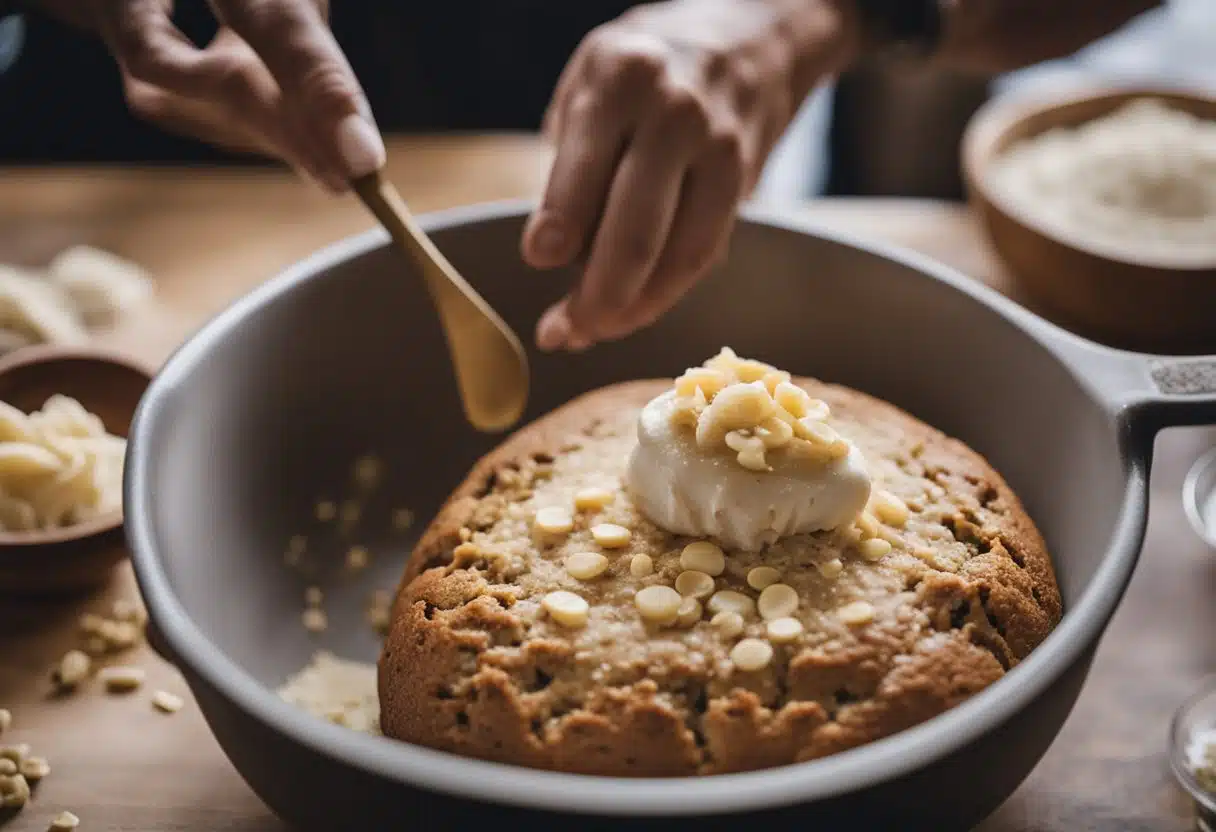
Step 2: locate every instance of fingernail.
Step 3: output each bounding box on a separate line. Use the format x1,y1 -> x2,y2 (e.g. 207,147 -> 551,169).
528,219 -> 568,264
335,114 -> 386,178
536,307 -> 570,352
567,333 -> 592,352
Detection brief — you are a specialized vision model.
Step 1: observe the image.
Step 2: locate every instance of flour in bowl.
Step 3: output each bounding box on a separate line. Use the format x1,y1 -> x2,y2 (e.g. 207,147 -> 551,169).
988,98 -> 1216,265
277,651 -> 380,734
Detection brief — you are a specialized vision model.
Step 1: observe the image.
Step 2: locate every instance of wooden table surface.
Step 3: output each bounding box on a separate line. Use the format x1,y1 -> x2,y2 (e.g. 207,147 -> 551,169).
0,134 -> 1212,832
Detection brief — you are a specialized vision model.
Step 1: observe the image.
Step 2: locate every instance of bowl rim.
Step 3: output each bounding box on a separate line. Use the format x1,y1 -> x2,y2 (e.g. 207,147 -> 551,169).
961,82 -> 1216,272
1168,675 -> 1216,815
125,199 -> 1150,816
0,343 -> 153,550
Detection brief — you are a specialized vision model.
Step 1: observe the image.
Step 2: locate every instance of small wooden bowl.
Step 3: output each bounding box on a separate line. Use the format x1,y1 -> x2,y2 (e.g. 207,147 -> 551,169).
0,344 -> 154,596
962,86 -> 1216,355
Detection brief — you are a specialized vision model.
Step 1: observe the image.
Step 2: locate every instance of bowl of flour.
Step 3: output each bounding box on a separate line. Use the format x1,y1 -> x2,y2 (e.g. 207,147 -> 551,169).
963,87 -> 1216,354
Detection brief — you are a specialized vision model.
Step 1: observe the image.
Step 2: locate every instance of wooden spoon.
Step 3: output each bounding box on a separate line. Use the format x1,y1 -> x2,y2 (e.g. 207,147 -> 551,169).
352,172 -> 530,433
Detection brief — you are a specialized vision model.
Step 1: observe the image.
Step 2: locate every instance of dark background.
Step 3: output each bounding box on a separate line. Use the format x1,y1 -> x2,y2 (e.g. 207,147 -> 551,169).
0,3 -> 640,163
0,1 -> 1004,199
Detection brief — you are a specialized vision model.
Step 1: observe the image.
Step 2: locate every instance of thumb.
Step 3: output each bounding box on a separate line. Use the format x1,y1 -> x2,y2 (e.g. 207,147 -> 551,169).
210,0 -> 385,185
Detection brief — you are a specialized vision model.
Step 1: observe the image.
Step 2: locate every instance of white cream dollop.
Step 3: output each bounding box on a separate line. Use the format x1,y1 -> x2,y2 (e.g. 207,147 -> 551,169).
624,389 -> 872,552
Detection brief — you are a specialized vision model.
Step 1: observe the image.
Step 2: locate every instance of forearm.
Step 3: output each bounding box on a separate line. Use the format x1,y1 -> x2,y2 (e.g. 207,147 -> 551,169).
933,0 -> 1163,73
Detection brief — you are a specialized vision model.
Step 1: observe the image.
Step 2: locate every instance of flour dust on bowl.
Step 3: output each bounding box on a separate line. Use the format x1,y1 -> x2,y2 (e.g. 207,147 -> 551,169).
124,202 -> 1216,830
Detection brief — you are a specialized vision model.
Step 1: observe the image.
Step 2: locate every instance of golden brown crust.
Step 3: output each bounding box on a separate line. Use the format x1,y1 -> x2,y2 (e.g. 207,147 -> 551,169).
378,378 -> 1061,776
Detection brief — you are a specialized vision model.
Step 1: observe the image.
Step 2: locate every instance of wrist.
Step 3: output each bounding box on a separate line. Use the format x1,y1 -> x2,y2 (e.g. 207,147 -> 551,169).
755,0 -> 864,92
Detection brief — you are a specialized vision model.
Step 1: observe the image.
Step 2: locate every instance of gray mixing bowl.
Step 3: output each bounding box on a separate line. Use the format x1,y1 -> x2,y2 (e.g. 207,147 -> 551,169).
124,202 -> 1216,830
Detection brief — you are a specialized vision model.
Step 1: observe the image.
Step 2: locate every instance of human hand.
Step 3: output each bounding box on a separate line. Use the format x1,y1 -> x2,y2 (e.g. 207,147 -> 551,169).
77,0 -> 384,191
522,0 -> 859,352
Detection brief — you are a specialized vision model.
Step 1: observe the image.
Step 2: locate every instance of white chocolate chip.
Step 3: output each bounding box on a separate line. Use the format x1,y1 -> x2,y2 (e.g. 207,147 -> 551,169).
766,617 -> 804,643
591,523 -> 632,548
0,744 -> 28,765
711,610 -> 745,638
675,366 -> 729,400
50,810 -> 81,830
565,552 -> 609,581
304,586 -> 323,606
707,590 -> 756,618
774,381 -> 813,418
694,381 -> 777,451
635,585 -> 682,625
680,541 -> 726,576
757,583 -> 799,621
859,538 -> 892,561
837,600 -> 875,626
794,417 -> 839,446
676,597 -> 703,628
315,500 -> 336,522
730,638 -> 774,672
52,650 -> 91,690
152,690 -> 185,714
816,558 -> 844,579
1,773 -> 29,809
873,490 -> 909,527
99,665 -> 145,693
856,511 -> 880,539
111,599 -> 145,624
542,591 -> 590,629
573,487 -> 614,512
746,566 -> 781,590
19,756 -> 49,780
534,506 -> 574,535
0,710 -> 9,734
674,570 -> 715,599
629,554 -> 654,577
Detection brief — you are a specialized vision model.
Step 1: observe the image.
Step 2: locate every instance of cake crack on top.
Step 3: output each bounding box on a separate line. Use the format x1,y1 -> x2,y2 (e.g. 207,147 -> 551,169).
377,369 -> 1061,777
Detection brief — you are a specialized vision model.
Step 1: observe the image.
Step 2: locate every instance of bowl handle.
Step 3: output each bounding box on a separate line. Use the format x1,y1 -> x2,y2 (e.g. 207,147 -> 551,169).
1133,356 -> 1216,431
1064,341 -> 1216,438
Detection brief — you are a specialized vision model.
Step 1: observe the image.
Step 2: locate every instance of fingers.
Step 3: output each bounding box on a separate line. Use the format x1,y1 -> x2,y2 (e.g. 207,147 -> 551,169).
122,78 -> 272,157
95,2 -> 332,187
522,91 -> 630,272
560,110 -> 701,344
628,155 -> 743,333
210,0 -> 384,185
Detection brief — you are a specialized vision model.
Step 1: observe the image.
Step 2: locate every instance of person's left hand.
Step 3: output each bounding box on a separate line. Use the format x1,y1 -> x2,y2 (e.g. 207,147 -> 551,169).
522,0 -> 859,352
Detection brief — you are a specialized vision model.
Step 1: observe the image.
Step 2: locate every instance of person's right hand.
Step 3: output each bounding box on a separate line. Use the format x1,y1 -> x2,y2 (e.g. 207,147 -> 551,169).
72,0 -> 385,191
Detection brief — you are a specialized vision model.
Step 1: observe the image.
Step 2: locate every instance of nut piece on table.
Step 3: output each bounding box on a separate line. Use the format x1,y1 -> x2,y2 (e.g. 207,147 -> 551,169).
51,650 -> 91,691
0,772 -> 30,809
19,756 -> 49,780
98,665 -> 145,694
0,744 -> 27,765
151,690 -> 184,714
49,811 -> 81,830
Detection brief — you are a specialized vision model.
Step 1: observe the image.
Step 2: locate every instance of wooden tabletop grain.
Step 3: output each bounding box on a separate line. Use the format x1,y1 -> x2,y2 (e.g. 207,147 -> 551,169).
0,134 -> 1212,832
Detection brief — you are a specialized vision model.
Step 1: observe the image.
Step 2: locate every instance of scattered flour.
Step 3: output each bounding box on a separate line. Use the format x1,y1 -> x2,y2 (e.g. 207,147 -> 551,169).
989,98 -> 1216,266
276,651 -> 380,735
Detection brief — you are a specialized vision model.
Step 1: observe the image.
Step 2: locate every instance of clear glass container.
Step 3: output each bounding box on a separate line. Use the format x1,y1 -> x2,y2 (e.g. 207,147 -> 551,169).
1169,679 -> 1216,831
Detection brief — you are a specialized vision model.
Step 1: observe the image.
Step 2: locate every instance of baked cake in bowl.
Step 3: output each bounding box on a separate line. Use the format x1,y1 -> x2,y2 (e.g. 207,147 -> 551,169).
379,348 -> 1062,775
